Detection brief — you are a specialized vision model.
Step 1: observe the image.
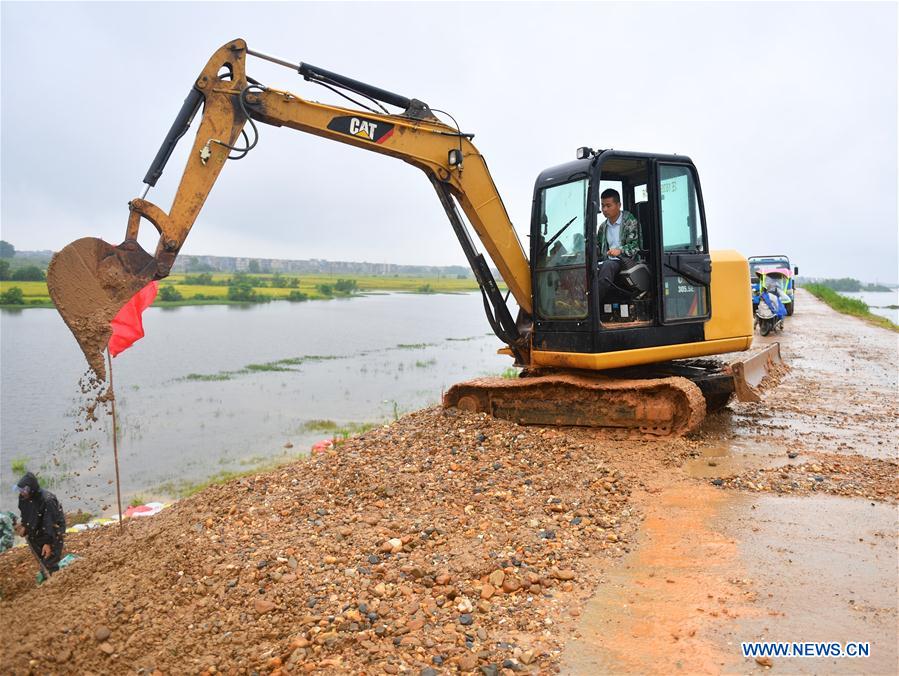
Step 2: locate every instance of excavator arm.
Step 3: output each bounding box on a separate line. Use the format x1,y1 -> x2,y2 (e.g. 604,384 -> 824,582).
48,39 -> 532,379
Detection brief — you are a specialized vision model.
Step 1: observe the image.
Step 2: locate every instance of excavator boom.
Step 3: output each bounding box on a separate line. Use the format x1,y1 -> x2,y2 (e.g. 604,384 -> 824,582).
49,39 -> 531,379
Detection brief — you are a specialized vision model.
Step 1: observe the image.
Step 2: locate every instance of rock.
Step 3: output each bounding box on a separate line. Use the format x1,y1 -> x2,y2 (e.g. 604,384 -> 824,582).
458,653 -> 479,671
368,554 -> 381,565
373,582 -> 388,597
553,569 -> 576,580
488,569 -> 505,587
480,583 -> 495,600
94,626 -> 111,641
501,576 -> 521,593
254,598 -> 277,614
323,555 -> 338,565
98,642 -> 114,655
459,613 -> 473,625
435,572 -> 452,585
520,650 -> 535,665
480,665 -> 499,676
420,669 -> 438,676
755,656 -> 773,667
456,597 -> 474,613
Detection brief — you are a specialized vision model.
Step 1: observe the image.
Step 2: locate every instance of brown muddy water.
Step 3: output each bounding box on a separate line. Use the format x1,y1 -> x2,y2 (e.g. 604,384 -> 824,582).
0,292 -> 515,514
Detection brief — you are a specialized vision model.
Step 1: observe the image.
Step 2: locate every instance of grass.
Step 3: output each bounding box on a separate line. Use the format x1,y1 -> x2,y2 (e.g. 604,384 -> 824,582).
10,457 -> 28,475
299,419 -> 378,438
804,283 -> 899,332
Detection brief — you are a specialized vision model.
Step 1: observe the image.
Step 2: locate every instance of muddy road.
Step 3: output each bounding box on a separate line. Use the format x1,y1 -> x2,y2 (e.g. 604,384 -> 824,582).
0,288 -> 895,675
563,289 -> 898,674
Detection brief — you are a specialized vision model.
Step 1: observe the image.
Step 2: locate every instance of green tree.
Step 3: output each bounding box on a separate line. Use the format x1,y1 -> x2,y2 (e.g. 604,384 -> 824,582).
0,260 -> 10,280
248,259 -> 261,274
159,285 -> 183,301
287,290 -> 308,302
334,278 -> 358,294
0,287 -> 25,304
316,283 -> 333,297
11,265 -> 45,281
184,273 -> 213,285
0,241 -> 14,258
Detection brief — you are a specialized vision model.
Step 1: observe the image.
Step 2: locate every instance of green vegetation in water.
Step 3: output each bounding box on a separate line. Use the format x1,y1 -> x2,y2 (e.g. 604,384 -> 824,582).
814,277 -> 891,293
183,373 -> 234,382
129,495 -> 148,507
445,335 -> 481,342
245,361 -> 296,372
299,420 -> 378,438
396,342 -> 437,350
414,359 -> 437,368
805,283 -> 898,332
10,457 -> 28,475
178,354 -> 343,382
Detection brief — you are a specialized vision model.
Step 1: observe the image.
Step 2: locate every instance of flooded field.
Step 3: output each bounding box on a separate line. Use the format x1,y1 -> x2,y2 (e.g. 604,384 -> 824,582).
0,292 -> 515,514
838,289 -> 899,323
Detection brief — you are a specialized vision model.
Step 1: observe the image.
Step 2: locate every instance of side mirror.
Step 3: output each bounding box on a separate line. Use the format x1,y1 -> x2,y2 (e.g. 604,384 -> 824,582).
794,266 -> 799,275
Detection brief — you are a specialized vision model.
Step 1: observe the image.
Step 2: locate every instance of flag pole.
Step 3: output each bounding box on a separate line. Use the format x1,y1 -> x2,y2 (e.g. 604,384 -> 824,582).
107,350 -> 124,529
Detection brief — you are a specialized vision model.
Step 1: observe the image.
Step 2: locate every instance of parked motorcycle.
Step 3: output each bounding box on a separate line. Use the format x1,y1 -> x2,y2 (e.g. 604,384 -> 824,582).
755,282 -> 787,336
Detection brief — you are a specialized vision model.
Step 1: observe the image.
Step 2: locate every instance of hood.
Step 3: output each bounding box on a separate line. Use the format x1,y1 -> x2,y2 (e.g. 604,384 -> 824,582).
17,472 -> 41,496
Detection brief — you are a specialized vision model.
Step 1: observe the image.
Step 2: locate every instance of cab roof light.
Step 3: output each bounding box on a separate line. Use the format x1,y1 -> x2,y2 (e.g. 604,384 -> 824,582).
576,147 -> 594,160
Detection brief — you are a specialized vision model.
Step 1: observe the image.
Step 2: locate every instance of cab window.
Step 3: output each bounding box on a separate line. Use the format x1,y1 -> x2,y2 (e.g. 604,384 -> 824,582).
659,165 -> 705,252
534,178 -> 588,320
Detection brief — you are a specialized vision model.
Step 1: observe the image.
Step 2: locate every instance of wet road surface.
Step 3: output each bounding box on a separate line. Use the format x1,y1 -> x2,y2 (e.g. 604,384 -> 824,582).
562,290 -> 898,674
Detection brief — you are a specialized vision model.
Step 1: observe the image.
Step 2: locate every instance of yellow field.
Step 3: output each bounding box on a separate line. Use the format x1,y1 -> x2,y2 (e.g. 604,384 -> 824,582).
0,280 -> 51,303
1,273 -> 490,306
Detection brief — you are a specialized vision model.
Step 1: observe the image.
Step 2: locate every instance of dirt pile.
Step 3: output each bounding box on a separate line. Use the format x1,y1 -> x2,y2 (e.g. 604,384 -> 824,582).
0,408 -> 655,675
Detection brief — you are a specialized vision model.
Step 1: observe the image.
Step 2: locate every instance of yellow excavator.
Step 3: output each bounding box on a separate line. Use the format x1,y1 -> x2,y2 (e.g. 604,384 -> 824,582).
47,39 -> 779,436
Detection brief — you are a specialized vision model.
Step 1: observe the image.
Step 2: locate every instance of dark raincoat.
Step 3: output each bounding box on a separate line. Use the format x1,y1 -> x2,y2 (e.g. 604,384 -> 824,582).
17,472 -> 66,573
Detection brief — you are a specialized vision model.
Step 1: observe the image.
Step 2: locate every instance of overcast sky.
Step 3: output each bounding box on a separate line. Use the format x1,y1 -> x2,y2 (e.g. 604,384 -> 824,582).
1,2 -> 896,282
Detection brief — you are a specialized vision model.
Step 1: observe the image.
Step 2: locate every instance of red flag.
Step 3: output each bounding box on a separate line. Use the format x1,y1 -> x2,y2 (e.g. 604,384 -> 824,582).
108,281 -> 159,357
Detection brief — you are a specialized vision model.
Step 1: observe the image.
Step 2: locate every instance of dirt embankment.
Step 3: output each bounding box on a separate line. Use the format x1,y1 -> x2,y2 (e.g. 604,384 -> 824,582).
0,408 -> 694,675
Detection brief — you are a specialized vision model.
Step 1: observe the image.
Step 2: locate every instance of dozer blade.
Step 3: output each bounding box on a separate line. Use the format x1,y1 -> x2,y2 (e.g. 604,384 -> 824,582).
727,342 -> 783,402
444,374 -> 706,436
47,237 -> 158,381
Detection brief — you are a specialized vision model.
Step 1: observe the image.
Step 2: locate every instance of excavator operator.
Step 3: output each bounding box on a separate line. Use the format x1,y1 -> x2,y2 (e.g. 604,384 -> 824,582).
595,188 -> 642,306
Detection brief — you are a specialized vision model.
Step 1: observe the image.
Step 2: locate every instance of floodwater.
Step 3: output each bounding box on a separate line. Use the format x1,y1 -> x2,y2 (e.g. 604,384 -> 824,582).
0,292 -> 515,514
838,289 -> 898,323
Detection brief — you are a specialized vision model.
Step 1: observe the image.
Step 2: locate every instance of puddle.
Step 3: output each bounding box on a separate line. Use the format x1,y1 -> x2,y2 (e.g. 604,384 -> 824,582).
562,484 -> 898,675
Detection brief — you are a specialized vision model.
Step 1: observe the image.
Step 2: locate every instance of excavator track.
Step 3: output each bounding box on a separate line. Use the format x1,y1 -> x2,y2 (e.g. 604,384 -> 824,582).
444,373 -> 706,436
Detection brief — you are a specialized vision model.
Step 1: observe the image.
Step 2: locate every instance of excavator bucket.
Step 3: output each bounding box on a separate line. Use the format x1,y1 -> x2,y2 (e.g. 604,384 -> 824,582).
47,237 -> 158,381
727,341 -> 783,402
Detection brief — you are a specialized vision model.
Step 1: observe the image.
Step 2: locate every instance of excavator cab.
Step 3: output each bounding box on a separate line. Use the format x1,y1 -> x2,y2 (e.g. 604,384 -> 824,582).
531,150 -> 712,355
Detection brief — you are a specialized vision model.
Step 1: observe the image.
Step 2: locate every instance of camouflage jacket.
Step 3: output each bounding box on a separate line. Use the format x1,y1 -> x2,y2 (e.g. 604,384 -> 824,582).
0,511 -> 15,553
597,210 -> 641,260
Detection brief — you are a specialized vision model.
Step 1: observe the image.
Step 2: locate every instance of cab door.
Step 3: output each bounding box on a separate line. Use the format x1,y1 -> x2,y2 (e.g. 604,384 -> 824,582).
657,163 -> 711,323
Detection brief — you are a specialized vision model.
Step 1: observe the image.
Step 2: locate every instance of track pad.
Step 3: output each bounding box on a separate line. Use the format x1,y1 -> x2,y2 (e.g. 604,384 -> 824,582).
47,237 -> 158,381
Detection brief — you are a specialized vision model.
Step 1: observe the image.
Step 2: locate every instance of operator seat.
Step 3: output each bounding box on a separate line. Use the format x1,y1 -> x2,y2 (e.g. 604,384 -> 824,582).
616,201 -> 651,297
